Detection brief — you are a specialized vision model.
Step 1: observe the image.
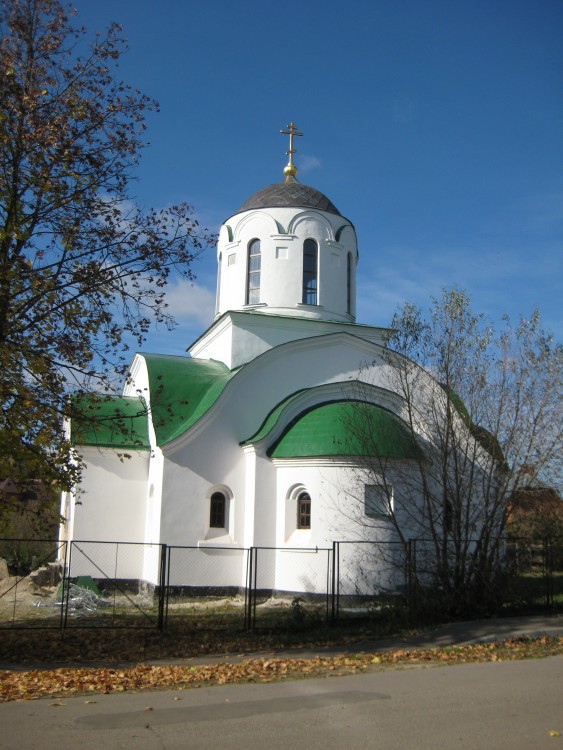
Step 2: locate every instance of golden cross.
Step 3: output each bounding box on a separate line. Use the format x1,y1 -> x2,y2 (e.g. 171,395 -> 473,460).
280,122 -> 303,170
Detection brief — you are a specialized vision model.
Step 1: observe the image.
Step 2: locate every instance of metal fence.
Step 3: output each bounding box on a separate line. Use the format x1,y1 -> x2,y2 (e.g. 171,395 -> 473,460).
0,536 -> 560,630
0,538 -> 68,629
63,540 -> 165,629
164,545 -> 249,630
331,540 -> 408,621
245,546 -> 333,630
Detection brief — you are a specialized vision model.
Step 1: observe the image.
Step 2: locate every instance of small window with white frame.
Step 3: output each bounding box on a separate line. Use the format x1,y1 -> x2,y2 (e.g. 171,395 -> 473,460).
246,238 -> 261,305
302,239 -> 318,305
285,485 -> 312,540
364,484 -> 392,519
203,486 -> 234,543
210,491 -> 227,528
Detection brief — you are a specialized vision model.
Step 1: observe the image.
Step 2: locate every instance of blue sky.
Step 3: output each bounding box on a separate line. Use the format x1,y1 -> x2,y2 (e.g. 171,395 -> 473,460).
72,0 -> 562,354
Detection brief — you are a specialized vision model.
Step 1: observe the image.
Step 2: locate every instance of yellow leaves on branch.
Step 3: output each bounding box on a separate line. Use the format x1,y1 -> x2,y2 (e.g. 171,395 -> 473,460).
0,636 -> 561,704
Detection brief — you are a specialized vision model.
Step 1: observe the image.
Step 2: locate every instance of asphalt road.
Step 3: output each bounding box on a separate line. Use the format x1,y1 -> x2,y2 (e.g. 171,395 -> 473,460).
0,655 -> 561,750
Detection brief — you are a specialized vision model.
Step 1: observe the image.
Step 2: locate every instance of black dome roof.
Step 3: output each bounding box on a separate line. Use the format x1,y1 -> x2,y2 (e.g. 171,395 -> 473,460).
235,180 -> 341,216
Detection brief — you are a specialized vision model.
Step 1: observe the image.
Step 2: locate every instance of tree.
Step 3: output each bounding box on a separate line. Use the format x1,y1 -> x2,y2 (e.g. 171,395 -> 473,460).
506,469 -> 563,541
341,289 -> 562,614
0,0 -> 209,512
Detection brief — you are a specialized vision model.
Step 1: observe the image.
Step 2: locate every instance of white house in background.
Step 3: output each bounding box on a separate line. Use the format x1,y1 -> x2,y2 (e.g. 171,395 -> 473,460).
60,127 -> 426,595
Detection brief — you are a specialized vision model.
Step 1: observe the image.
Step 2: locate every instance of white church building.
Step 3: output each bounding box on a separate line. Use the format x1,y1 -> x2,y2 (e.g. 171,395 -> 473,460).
60,126 -> 433,596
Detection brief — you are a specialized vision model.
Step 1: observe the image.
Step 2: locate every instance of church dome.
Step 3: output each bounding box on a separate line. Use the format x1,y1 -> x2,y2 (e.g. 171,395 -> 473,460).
213,124 -> 357,326
235,180 -> 342,217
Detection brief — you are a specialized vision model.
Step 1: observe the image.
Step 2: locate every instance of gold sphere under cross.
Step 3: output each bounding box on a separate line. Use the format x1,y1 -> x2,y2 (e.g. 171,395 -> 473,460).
280,122 -> 303,179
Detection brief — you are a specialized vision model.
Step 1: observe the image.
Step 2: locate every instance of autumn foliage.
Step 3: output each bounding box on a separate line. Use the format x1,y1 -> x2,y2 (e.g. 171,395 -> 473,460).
0,0 -> 209,501
0,636 -> 561,703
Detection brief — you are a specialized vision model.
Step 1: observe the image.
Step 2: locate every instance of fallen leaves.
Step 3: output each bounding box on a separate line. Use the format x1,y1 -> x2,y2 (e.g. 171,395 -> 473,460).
0,636 -> 561,704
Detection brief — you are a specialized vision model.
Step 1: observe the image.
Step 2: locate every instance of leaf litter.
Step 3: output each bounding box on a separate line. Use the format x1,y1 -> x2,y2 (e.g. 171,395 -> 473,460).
0,636 -> 561,703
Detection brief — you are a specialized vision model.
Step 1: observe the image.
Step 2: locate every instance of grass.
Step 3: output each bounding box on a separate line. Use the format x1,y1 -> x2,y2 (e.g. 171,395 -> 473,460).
0,602 -> 423,665
0,573 -> 560,664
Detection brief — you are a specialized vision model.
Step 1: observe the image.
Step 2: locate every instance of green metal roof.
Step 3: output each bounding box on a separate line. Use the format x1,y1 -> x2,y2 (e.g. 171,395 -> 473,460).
269,401 -> 420,459
242,389 -> 308,445
142,354 -> 236,445
70,395 -> 150,450
72,356 -> 237,449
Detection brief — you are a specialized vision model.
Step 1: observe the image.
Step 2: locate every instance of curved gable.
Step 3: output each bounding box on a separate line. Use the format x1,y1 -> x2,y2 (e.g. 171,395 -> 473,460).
269,401 -> 420,459
142,354 -> 237,445
160,334 -> 399,453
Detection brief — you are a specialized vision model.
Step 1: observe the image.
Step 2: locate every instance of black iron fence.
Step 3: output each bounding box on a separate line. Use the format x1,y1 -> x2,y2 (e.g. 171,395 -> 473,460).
0,535 -> 560,630
164,545 -> 249,631
63,540 -> 166,629
245,546 -> 333,630
0,538 -> 68,629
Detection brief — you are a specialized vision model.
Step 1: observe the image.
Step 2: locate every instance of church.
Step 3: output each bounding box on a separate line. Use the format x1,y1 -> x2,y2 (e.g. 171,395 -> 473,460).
60,125 -> 435,595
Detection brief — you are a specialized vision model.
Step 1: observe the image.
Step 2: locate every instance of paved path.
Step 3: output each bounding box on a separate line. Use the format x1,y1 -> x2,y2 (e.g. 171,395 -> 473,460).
0,613 -> 561,750
0,655 -> 561,749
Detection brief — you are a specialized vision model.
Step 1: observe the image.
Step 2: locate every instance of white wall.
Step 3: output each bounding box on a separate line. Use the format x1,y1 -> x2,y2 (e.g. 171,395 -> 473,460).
65,447 -> 150,580
273,460 -> 411,596
155,335 -> 408,590
67,331 -> 444,594
190,312 -> 389,370
216,207 -> 357,323
70,447 -> 149,542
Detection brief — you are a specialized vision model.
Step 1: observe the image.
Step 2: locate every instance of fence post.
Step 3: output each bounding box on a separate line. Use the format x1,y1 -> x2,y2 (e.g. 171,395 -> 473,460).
62,540 -> 75,630
325,548 -> 331,625
543,538 -> 554,610
245,547 -> 257,631
59,540 -> 69,630
157,543 -> 168,631
406,539 -> 417,614
330,541 -> 338,623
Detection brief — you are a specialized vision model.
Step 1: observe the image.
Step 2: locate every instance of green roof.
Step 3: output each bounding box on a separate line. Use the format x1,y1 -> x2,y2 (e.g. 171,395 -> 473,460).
72,355 -> 236,449
70,395 -> 150,450
242,389 -> 308,445
142,354 -> 236,445
269,401 -> 420,459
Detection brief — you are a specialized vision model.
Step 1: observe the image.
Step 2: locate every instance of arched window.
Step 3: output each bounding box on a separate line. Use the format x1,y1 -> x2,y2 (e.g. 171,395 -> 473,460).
346,252 -> 352,314
302,239 -> 318,305
246,239 -> 261,305
210,491 -> 226,528
297,491 -> 311,529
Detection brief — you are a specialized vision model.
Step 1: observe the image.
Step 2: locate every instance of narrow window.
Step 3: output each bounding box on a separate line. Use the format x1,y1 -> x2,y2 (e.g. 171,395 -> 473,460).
302,239 -> 318,305
347,252 -> 352,314
210,492 -> 226,528
297,491 -> 311,529
246,239 -> 261,304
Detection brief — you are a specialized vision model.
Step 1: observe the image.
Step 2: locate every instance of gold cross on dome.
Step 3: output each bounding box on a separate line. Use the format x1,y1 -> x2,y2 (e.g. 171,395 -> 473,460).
280,122 -> 303,178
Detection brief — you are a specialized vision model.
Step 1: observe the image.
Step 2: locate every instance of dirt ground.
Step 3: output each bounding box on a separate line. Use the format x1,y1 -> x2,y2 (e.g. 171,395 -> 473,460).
0,575 -> 62,624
